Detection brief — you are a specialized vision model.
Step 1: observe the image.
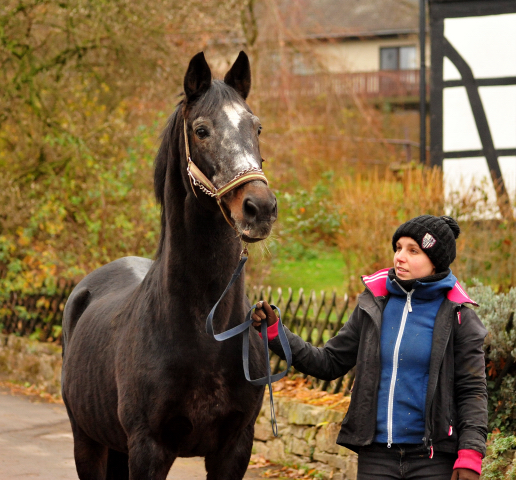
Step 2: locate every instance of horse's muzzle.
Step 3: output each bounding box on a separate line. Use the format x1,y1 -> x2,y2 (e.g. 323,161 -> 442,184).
225,181 -> 277,242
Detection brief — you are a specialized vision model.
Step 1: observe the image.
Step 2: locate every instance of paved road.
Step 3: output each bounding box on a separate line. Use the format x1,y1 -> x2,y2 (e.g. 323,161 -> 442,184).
0,387 -> 264,479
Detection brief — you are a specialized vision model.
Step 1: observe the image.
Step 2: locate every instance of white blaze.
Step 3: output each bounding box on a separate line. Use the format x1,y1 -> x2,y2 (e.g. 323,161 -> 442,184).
220,102 -> 260,171
223,103 -> 246,129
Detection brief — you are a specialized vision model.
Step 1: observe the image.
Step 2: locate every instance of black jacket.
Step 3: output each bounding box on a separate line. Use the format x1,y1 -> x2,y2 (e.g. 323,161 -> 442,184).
269,270 -> 488,456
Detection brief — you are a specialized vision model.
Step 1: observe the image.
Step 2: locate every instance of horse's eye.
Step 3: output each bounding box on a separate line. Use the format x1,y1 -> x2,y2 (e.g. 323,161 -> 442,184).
195,127 -> 209,139
257,126 -> 262,136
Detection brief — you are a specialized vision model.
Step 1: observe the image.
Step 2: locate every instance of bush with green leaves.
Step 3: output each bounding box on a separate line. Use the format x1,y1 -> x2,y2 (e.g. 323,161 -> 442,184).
482,434 -> 516,479
469,282 -> 516,433
271,171 -> 343,260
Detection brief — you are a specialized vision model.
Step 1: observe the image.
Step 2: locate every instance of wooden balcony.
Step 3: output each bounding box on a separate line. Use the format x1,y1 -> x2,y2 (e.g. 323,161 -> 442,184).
262,69 -> 428,100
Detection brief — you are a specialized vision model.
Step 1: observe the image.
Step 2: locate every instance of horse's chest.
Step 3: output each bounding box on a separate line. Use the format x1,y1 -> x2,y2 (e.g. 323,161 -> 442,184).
181,373 -> 234,418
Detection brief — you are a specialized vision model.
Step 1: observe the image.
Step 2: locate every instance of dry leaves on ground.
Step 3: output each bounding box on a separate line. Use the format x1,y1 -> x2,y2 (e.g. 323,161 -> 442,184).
0,381 -> 63,404
272,377 -> 350,413
260,465 -> 323,479
249,455 -> 327,479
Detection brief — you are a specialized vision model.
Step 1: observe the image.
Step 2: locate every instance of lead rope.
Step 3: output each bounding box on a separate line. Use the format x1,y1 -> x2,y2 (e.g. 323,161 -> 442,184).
205,243 -> 292,437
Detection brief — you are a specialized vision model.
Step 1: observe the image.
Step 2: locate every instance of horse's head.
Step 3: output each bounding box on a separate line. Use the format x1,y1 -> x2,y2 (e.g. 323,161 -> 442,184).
181,51 -> 277,243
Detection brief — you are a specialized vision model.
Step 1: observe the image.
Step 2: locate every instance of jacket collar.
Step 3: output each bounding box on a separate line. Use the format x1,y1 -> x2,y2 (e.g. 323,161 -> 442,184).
361,268 -> 478,306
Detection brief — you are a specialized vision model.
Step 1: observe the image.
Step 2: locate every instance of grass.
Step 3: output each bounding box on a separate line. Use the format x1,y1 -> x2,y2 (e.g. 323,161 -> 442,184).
248,247 -> 347,296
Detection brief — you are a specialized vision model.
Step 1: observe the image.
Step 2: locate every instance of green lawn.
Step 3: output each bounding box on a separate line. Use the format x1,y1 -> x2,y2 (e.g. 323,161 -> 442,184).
256,248 -> 347,296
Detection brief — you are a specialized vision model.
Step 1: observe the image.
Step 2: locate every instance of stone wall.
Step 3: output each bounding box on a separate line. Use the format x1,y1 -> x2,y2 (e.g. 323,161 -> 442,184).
0,334 -> 62,396
253,396 -> 357,480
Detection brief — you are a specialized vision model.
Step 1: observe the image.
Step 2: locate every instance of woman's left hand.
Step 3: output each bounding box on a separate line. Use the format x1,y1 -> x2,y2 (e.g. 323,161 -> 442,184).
451,468 -> 480,480
251,300 -> 278,331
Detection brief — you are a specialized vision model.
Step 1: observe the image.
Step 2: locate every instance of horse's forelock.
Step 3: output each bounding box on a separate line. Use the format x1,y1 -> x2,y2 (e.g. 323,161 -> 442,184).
187,80 -> 249,120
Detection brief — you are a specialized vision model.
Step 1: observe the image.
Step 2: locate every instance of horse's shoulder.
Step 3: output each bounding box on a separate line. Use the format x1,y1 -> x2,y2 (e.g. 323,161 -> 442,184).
63,257 -> 153,340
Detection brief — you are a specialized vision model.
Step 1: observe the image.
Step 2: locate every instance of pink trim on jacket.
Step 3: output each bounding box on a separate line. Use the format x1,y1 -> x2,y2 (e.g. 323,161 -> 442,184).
361,268 -> 478,306
362,268 -> 390,297
453,449 -> 483,474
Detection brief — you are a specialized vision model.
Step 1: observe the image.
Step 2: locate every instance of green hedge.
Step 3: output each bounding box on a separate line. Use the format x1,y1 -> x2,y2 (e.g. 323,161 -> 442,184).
470,283 -> 516,434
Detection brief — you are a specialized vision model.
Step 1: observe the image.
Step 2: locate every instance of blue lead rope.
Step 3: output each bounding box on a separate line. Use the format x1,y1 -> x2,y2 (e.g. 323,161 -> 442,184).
205,255 -> 292,437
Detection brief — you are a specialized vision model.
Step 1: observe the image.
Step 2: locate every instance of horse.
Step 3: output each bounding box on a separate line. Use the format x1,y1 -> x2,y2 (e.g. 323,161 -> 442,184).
61,51 -> 277,480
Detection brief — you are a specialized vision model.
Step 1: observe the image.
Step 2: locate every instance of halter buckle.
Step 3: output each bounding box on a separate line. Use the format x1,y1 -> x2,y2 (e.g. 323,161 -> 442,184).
240,242 -> 249,259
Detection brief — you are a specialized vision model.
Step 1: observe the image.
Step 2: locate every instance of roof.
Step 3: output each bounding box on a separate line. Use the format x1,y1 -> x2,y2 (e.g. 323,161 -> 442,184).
258,0 -> 420,41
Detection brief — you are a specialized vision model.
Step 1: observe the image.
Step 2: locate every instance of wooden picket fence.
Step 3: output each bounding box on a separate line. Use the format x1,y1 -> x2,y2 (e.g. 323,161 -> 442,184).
0,281 -> 353,393
0,279 -> 75,343
248,286 -> 353,394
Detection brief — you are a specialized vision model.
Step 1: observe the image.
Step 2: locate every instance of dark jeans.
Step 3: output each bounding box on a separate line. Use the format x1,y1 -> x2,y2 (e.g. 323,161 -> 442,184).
357,443 -> 456,479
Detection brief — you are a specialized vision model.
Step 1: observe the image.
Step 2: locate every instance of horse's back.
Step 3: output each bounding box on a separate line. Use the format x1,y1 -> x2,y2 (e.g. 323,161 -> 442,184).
62,256 -> 152,347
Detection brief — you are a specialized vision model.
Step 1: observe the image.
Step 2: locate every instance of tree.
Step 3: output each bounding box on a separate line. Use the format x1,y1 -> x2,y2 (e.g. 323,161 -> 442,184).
0,0 -> 248,290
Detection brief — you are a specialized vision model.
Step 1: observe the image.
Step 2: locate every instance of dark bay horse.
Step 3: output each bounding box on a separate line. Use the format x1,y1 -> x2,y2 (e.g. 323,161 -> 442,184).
61,51 -> 277,480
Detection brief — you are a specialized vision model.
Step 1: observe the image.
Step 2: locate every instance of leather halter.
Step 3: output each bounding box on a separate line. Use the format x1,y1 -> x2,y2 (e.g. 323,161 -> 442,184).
183,120 -> 268,228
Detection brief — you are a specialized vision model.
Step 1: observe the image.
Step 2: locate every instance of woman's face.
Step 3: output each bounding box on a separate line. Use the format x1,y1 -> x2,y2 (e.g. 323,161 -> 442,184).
393,236 -> 436,280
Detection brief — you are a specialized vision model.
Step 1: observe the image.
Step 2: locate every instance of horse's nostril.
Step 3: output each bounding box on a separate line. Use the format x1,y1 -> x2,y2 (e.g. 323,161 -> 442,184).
243,199 -> 259,220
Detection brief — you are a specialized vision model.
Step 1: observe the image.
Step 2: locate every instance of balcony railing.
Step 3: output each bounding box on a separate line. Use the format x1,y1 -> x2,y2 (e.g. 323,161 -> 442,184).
262,69 -> 428,99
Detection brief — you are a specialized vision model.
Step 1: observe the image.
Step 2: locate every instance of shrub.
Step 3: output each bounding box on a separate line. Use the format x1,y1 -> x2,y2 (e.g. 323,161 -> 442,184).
469,283 -> 516,433
482,433 -> 516,479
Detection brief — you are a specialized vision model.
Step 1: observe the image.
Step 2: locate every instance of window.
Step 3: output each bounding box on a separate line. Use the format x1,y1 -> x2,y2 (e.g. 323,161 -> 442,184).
292,52 -> 316,76
380,46 -> 417,70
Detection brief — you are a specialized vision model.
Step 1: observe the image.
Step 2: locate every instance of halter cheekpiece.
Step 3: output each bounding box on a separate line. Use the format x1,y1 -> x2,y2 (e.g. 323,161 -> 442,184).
183,119 -> 268,228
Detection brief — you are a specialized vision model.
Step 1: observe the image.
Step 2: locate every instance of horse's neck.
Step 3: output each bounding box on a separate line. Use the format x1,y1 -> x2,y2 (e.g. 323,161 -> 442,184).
156,194 -> 246,318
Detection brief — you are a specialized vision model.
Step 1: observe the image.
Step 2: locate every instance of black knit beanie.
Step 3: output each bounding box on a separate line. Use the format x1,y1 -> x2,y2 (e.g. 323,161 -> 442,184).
391,215 -> 461,273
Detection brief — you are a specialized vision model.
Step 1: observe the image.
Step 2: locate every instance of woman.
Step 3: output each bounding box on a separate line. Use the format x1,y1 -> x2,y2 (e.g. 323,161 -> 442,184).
252,215 -> 487,480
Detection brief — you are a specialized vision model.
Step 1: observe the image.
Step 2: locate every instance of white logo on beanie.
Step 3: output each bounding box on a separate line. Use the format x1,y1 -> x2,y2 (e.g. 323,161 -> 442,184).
422,233 -> 436,249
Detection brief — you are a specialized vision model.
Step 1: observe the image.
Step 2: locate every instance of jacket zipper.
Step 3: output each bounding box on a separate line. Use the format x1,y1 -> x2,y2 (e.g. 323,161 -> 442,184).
422,436 -> 434,458
387,290 -> 413,448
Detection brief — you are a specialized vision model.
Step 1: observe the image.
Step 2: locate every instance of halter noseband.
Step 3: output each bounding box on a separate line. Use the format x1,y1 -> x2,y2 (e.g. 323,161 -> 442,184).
183,120 -> 268,229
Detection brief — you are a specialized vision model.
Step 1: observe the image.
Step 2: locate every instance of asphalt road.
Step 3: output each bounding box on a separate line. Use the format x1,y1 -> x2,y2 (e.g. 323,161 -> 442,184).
0,387 -> 265,479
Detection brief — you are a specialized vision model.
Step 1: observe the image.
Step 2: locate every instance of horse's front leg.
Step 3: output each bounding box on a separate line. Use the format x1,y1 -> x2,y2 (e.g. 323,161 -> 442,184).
71,425 -> 109,480
204,423 -> 255,480
127,433 -> 175,480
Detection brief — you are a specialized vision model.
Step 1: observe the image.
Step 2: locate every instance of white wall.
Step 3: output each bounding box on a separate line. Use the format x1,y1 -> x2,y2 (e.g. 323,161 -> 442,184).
312,34 -> 430,73
442,13 -> 516,218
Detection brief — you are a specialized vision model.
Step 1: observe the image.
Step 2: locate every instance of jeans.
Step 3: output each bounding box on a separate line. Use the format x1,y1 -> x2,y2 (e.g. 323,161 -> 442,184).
357,443 -> 456,479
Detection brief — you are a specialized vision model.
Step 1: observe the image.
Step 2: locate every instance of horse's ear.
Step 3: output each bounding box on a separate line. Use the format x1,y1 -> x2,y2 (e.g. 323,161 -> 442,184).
184,52 -> 212,102
224,51 -> 251,100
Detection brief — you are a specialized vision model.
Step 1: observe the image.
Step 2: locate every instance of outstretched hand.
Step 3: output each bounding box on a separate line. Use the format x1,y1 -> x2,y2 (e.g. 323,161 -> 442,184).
251,300 -> 278,331
451,469 -> 480,480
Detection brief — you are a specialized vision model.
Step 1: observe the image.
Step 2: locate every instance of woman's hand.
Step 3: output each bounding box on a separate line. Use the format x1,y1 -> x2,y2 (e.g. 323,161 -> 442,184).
451,468 -> 480,480
251,300 -> 278,331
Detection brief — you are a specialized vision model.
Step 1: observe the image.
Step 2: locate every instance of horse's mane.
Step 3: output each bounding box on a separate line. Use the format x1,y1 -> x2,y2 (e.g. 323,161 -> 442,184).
154,104 -> 181,209
152,81 -> 247,258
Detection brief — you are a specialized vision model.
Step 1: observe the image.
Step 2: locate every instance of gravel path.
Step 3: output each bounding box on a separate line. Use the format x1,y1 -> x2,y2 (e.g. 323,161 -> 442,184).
0,387 -> 267,479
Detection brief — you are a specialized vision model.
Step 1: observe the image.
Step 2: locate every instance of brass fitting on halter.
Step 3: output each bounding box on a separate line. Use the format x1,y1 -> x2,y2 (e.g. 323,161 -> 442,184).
183,120 -> 269,232
240,242 -> 249,260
